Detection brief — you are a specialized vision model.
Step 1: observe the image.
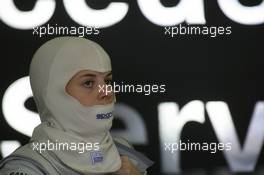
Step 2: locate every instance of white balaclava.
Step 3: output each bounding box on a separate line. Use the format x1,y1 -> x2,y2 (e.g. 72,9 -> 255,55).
29,37 -> 121,174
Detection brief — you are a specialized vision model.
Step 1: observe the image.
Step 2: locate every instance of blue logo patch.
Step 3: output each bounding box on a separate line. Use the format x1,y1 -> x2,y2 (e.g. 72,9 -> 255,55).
96,112 -> 113,119
90,151 -> 103,165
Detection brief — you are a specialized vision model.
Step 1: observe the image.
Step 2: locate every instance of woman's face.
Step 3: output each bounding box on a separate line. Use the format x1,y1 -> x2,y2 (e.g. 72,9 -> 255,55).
65,70 -> 114,106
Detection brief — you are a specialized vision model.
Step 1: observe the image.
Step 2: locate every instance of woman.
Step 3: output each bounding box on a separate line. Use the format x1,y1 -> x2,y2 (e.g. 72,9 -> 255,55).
0,37 -> 153,175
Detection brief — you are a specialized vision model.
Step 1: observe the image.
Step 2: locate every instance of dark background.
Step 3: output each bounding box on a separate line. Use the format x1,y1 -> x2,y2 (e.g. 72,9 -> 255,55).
0,0 -> 263,174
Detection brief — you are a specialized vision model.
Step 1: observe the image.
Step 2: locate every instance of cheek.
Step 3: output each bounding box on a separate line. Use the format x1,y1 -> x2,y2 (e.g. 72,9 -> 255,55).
66,81 -> 98,106
77,89 -> 98,106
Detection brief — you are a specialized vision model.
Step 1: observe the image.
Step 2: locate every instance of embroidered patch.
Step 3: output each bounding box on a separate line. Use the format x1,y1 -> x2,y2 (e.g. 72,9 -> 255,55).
9,172 -> 28,175
90,151 -> 103,164
96,112 -> 113,119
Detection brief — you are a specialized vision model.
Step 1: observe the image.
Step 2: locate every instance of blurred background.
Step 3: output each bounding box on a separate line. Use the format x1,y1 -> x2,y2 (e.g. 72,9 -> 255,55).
0,0 -> 263,174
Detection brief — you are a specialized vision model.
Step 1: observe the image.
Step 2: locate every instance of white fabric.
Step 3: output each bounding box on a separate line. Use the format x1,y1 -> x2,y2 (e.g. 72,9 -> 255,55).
29,37 -> 121,174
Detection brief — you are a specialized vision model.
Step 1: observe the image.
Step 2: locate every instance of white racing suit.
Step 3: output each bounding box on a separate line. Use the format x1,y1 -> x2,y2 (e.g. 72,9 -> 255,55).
0,138 -> 153,175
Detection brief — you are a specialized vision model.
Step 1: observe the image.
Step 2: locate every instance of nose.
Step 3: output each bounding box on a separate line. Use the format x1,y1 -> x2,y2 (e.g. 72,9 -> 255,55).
97,81 -> 113,104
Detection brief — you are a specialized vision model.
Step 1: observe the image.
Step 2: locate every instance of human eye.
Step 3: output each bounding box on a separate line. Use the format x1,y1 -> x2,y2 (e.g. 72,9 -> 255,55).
83,80 -> 94,88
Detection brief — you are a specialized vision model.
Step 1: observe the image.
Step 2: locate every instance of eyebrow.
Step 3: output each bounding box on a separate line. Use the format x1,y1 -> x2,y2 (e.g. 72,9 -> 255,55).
81,72 -> 112,78
81,73 -> 96,77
